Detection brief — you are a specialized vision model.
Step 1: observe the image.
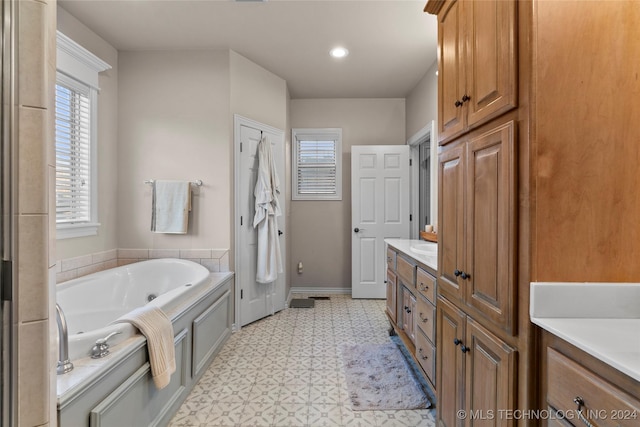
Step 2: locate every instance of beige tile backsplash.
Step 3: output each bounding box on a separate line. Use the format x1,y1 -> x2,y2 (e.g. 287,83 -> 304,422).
56,248 -> 230,283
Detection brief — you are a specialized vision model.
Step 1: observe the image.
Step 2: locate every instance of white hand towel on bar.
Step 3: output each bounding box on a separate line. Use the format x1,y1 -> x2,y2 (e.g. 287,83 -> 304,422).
253,136 -> 282,283
151,180 -> 191,234
113,305 -> 176,389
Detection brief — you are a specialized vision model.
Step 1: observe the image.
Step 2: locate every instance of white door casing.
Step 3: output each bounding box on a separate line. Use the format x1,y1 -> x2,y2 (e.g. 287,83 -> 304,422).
351,145 -> 410,299
234,115 -> 286,327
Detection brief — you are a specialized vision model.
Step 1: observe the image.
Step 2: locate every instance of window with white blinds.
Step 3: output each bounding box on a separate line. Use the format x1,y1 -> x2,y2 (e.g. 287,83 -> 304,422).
55,31 -> 110,239
55,80 -> 92,225
292,128 -> 342,200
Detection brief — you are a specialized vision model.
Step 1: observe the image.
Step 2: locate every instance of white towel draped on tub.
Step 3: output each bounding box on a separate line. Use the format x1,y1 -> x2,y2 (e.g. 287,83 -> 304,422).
253,135 -> 282,283
151,180 -> 191,234
113,305 -> 176,389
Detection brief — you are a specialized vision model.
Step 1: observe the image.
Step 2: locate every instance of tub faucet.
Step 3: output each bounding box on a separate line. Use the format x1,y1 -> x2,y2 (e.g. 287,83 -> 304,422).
91,331 -> 121,359
56,303 -> 74,375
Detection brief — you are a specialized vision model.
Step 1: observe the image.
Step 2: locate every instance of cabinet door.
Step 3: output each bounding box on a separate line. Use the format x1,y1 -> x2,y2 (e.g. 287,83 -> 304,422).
438,145 -> 465,302
409,293 -> 417,342
437,296 -> 466,427
401,288 -> 416,343
465,318 -> 516,427
386,269 -> 397,323
465,0 -> 517,129
438,0 -> 466,143
465,122 -> 516,332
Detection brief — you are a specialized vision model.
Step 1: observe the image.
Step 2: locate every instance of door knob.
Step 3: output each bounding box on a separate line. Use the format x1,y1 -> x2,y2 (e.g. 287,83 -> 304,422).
354,227 -> 365,233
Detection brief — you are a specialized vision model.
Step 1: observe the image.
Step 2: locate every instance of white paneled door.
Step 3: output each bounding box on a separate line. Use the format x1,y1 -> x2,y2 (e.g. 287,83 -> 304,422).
235,116 -> 286,327
351,145 -> 410,298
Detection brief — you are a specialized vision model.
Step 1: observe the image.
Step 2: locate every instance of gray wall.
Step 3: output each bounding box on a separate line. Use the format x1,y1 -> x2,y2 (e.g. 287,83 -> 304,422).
289,98 -> 406,289
116,50 -> 232,250
406,59 -> 438,140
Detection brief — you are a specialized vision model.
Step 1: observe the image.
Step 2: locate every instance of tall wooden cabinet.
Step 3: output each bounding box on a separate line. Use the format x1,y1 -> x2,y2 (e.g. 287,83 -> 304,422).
429,0 -> 640,424
438,122 -> 516,333
437,292 -> 517,427
436,0 -> 517,144
428,0 -> 528,425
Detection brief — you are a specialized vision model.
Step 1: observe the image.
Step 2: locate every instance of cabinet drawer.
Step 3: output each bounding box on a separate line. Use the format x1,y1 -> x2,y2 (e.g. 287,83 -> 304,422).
386,248 -> 396,271
416,294 -> 435,343
415,328 -> 435,385
547,348 -> 640,427
416,267 -> 436,304
545,408 -> 573,427
397,255 -> 416,287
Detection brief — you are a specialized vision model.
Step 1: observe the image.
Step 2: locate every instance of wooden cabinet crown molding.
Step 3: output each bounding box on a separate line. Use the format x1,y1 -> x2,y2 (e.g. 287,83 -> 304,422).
424,0 -> 445,15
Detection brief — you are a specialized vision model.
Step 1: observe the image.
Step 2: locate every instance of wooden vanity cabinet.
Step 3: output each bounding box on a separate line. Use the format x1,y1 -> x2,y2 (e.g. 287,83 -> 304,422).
541,333 -> 640,427
438,121 -> 516,333
385,246 -> 438,390
437,296 -> 517,427
436,0 -> 517,144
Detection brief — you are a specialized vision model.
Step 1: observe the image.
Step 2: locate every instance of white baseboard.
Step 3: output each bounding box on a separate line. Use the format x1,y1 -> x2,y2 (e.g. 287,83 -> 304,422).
289,287 -> 351,295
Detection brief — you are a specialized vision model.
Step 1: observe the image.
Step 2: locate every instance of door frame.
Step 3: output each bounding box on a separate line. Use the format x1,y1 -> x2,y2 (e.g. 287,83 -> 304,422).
408,120 -> 438,239
233,114 -> 286,330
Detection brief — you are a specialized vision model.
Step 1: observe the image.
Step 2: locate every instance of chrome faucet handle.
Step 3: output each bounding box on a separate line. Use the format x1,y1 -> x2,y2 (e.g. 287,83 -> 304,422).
91,331 -> 122,359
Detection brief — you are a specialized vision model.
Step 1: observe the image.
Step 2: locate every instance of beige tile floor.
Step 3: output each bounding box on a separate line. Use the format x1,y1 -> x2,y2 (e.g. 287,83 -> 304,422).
169,295 -> 435,427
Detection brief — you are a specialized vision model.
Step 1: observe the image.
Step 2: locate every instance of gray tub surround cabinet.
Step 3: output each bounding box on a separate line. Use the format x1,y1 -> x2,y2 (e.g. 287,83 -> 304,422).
384,239 -> 438,391
531,283 -> 640,427
57,272 -> 234,427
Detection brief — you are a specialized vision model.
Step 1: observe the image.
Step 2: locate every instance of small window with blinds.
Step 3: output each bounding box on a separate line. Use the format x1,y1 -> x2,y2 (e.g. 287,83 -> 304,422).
54,72 -> 99,238
292,128 -> 342,200
55,80 -> 91,224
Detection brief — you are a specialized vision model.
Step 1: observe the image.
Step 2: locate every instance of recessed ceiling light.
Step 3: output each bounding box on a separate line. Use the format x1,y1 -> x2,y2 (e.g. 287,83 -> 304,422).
330,47 -> 349,59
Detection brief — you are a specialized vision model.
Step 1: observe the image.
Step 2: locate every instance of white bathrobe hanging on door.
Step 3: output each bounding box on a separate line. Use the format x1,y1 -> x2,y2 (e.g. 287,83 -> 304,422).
253,135 -> 282,283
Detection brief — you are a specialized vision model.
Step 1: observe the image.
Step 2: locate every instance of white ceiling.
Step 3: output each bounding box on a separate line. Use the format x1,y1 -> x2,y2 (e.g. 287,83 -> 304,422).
59,0 -> 438,99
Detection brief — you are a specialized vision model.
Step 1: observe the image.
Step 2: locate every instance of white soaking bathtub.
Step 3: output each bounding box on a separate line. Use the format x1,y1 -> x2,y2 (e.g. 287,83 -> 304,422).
56,258 -> 234,427
57,258 -> 212,360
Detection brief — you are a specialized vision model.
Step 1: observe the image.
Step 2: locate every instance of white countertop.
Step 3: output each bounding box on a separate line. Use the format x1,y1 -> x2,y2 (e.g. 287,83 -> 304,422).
530,282 -> 640,382
385,239 -> 437,271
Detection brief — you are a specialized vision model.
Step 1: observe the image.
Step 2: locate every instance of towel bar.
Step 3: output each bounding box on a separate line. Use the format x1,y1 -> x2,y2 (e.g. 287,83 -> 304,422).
144,179 -> 203,187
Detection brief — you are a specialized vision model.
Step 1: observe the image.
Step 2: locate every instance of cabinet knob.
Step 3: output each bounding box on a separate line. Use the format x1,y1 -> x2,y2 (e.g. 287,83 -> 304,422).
418,348 -> 428,360
454,99 -> 463,107
462,94 -> 471,102
454,269 -> 462,277
461,345 -> 470,353
453,338 -> 461,346
419,313 -> 428,323
461,272 -> 470,280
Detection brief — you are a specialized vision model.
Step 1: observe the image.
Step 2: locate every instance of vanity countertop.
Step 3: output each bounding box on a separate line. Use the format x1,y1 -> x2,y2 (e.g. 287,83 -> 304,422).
385,239 -> 437,272
530,282 -> 640,382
